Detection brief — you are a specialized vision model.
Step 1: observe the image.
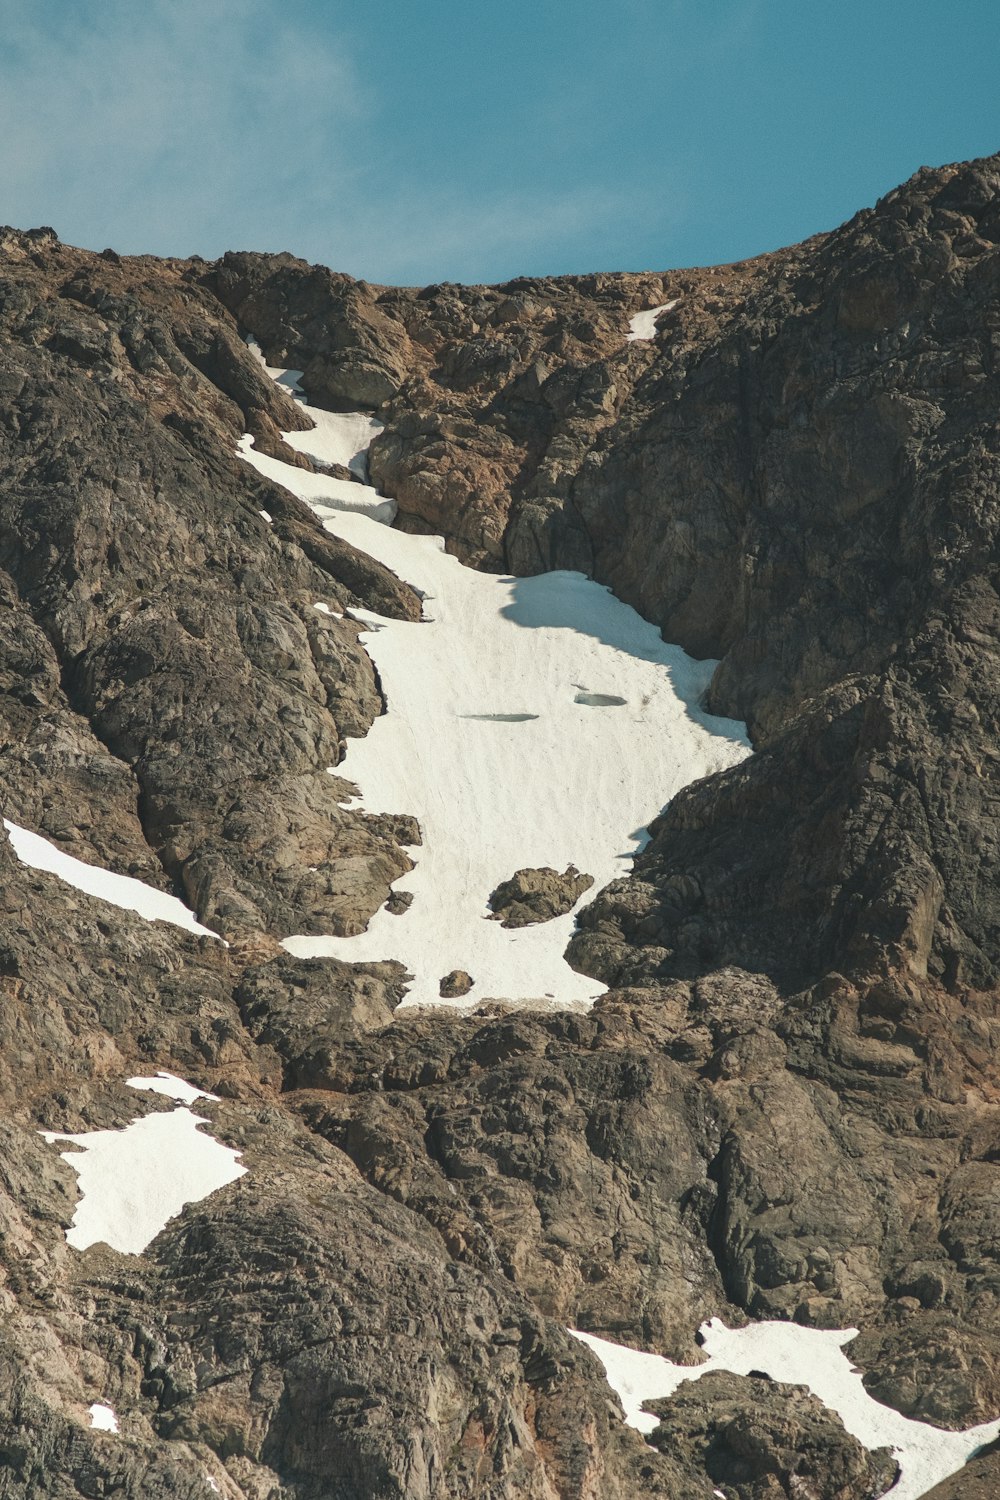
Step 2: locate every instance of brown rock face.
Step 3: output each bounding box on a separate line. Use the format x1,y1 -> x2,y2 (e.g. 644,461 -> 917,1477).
3,152 -> 1000,1498
647,1371 -> 899,1499
488,864 -> 594,926
439,968 -> 474,998
0,231 -> 423,944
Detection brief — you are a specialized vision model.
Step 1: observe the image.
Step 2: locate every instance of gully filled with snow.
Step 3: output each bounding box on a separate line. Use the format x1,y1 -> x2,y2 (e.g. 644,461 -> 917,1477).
234,328 -> 995,1498
240,343 -> 749,1010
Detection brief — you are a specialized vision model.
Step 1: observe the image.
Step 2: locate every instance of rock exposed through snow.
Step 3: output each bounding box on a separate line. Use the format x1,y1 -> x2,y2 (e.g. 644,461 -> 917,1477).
487,864 -> 595,927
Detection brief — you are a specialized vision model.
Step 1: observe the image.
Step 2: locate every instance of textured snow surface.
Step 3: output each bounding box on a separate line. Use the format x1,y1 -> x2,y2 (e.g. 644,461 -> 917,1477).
3,819 -> 221,939
572,1321 -> 1000,1500
626,299 -> 679,341
42,1078 -> 245,1254
239,370 -> 748,1008
88,1403 -> 118,1433
282,516 -> 748,1007
238,433 -> 396,523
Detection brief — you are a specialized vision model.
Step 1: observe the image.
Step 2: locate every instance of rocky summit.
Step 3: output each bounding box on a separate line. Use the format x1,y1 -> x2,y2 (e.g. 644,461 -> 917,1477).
0,153 -> 999,1498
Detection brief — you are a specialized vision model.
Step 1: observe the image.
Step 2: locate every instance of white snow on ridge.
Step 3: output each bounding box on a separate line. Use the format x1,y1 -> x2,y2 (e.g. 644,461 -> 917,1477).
573,1321 -> 1000,1500
127,1071 -> 219,1106
246,337 -> 386,479
280,512 -> 748,1009
284,407 -> 384,479
42,1077 -> 245,1255
3,819 -> 221,940
627,299 -> 679,341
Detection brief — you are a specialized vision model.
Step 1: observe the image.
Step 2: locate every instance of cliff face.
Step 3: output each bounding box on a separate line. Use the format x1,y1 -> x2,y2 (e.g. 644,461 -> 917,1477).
0,155 -> 999,1498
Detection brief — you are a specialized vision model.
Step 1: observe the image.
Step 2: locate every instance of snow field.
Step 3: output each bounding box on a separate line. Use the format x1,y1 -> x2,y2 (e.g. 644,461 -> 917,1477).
3,819 -> 221,939
42,1075 -> 245,1255
572,1321 -> 1000,1500
281,526 -> 749,1007
237,364 -> 748,1008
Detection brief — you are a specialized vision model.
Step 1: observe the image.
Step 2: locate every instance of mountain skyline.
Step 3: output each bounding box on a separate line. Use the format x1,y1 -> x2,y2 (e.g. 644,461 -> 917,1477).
1,0 -> 997,284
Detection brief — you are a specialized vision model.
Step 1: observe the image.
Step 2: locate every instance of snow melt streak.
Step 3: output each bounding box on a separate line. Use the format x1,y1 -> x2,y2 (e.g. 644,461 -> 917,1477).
573,1322 -> 1000,1500
4,819 -> 220,939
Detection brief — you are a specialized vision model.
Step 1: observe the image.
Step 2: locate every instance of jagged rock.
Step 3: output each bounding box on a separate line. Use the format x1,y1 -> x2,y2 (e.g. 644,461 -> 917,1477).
440,969 -> 474,998
0,234 -> 422,942
645,1370 -> 898,1499
488,865 -> 594,926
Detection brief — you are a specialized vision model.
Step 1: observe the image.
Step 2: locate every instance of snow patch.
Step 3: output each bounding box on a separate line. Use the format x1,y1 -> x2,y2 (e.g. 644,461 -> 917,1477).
87,1398 -> 117,1434
42,1078 -> 245,1255
3,820 -> 221,940
88,1403 -> 118,1433
247,337 -> 383,476
281,523 -> 748,1009
626,299 -> 679,341
572,1321 -> 1000,1500
286,406 -> 384,479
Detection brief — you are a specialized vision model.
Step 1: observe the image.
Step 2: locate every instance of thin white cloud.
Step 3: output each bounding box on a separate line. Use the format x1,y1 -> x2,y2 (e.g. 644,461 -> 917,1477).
306,182 -> 659,285
0,0 -> 683,282
0,0 -> 364,254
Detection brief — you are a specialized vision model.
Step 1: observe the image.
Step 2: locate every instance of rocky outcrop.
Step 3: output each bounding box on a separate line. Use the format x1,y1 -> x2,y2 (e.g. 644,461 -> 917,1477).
488,864 -> 594,926
3,152 -> 1000,1497
217,157 -> 1000,1000
0,230 -> 422,942
646,1371 -> 898,1499
439,968 -> 474,998
205,251 -> 676,566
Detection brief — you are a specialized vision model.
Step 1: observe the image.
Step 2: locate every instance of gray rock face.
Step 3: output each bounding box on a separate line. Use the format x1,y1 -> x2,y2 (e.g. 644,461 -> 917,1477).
488,865 -> 594,927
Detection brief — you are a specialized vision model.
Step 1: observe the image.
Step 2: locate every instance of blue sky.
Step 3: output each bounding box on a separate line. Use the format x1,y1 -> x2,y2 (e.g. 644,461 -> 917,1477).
0,0 -> 996,285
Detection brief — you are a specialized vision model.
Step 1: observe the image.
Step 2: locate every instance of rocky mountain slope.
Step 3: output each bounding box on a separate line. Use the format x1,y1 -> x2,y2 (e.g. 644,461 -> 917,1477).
0,152 -> 998,1497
